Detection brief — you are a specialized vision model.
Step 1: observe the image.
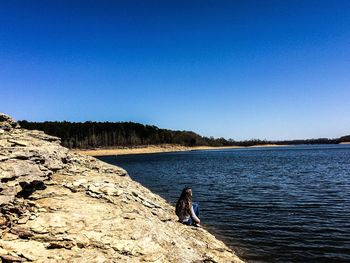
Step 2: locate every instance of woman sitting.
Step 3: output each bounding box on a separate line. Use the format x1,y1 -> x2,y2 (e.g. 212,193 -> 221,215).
175,187 -> 200,226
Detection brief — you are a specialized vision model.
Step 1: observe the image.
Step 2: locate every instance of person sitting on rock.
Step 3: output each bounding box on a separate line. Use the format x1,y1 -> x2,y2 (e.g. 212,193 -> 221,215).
175,187 -> 200,226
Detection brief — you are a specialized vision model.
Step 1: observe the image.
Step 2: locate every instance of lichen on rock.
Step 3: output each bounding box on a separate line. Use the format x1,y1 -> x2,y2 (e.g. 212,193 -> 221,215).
0,113 -> 244,262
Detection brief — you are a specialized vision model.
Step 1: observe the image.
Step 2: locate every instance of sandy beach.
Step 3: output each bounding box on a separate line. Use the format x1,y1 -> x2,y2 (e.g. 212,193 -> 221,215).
73,144 -> 285,156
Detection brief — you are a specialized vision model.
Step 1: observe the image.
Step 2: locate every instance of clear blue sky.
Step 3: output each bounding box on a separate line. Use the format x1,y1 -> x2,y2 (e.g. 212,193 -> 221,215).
1,0 -> 350,140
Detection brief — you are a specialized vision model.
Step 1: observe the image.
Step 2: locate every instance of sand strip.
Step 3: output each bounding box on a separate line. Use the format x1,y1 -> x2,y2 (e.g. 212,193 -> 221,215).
73,144 -> 286,156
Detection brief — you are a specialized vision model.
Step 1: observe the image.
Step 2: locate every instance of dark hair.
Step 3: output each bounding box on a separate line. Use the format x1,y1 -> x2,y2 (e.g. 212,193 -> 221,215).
175,187 -> 192,217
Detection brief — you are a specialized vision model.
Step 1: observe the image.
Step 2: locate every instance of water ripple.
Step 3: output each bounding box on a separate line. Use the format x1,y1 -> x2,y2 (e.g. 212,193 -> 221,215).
98,144 -> 350,263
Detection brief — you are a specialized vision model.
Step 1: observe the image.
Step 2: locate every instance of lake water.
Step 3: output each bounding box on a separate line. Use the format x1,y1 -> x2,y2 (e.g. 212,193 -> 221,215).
97,145 -> 350,262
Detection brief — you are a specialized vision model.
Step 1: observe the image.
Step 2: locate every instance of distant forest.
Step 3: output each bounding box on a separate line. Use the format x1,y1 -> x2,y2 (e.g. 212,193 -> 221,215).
19,121 -> 350,149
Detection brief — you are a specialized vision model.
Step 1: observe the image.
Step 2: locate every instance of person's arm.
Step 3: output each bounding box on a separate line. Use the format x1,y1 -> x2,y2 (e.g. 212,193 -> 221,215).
190,206 -> 200,224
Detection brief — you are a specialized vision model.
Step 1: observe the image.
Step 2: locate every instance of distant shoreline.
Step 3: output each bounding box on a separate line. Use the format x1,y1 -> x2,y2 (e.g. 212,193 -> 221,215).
73,144 -> 286,156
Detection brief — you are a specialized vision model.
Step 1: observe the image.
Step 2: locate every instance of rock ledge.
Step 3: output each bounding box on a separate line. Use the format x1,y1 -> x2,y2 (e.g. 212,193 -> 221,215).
0,113 -> 244,263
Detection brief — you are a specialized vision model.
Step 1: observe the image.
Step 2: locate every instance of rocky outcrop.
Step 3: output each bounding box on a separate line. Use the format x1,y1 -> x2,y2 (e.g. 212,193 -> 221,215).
0,113 -> 244,263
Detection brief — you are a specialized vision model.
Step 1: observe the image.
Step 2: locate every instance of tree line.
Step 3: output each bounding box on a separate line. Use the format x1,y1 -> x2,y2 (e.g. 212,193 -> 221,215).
19,120 -> 349,149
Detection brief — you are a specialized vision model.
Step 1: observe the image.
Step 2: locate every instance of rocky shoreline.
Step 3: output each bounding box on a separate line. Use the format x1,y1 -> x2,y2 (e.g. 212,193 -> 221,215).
0,113 -> 244,263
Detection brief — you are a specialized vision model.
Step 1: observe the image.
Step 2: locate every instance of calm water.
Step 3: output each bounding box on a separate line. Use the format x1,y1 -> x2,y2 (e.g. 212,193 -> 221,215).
97,145 -> 350,263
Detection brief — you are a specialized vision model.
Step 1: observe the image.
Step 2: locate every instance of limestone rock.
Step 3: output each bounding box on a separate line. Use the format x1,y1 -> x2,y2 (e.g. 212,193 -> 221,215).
0,254 -> 25,262
2,232 -> 19,241
0,113 -> 244,263
47,241 -> 75,249
0,113 -> 20,131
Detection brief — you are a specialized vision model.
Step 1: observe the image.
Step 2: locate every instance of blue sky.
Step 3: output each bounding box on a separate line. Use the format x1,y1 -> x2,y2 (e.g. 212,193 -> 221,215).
1,0 -> 350,140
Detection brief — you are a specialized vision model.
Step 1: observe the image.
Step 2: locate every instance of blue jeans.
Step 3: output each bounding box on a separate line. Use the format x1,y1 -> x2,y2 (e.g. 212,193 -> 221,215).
184,203 -> 200,225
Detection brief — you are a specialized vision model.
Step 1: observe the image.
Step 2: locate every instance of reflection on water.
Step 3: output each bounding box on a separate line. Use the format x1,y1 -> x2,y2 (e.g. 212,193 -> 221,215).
98,145 -> 350,262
